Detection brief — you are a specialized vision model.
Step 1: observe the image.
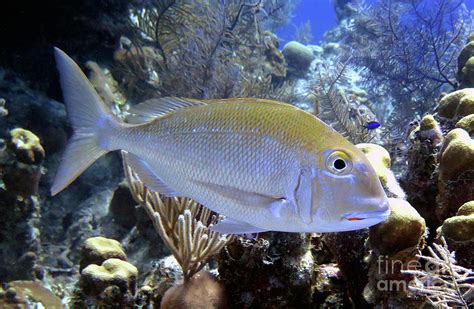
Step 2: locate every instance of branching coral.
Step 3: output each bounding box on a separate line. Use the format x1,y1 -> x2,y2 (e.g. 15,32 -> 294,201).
294,20 -> 313,45
122,0 -> 296,101
312,58 -> 377,143
402,237 -> 474,308
346,0 -> 471,129
123,152 -> 232,281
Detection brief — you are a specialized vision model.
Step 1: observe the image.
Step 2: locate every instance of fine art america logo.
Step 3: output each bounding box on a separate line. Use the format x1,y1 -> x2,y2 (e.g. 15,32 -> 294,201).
376,255 -> 443,292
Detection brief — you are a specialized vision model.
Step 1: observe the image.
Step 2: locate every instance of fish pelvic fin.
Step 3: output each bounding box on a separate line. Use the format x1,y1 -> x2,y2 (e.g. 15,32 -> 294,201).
210,218 -> 267,234
51,48 -> 122,195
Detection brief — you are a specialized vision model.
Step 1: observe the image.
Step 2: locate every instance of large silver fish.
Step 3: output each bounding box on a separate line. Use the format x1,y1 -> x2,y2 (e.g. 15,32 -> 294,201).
51,48 -> 390,234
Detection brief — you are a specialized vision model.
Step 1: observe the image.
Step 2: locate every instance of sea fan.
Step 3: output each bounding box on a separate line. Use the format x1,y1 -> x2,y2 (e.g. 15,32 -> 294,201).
346,0 -> 471,129
124,0 -> 296,101
402,237 -> 474,308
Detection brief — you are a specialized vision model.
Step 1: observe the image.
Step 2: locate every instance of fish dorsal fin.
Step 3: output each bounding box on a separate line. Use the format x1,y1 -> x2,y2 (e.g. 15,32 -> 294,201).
122,151 -> 178,197
126,97 -> 206,124
209,218 -> 267,234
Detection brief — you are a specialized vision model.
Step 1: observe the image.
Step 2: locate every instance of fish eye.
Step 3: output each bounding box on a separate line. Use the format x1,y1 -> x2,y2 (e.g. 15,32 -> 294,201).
333,159 -> 346,170
326,151 -> 353,175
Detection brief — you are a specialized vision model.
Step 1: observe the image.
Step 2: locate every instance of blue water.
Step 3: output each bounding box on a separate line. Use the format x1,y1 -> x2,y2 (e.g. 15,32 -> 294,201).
277,0 -> 474,45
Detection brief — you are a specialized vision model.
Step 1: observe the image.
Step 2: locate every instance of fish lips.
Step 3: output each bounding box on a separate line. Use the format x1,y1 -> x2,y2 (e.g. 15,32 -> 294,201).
342,201 -> 391,222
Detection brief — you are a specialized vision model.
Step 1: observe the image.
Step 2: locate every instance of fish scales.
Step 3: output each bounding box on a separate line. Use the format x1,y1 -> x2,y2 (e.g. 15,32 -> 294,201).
118,101 -> 321,227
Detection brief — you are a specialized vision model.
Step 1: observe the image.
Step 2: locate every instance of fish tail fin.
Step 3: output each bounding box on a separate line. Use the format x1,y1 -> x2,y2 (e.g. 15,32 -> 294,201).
51,47 -> 122,196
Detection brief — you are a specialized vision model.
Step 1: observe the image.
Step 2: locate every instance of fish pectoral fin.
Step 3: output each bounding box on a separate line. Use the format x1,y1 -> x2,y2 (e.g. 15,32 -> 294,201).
209,218 -> 267,234
195,181 -> 284,210
126,97 -> 206,124
269,198 -> 293,218
122,151 -> 178,197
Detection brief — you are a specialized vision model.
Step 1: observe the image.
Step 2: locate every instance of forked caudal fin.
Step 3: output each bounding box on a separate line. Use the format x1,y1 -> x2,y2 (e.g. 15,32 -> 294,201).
51,48 -> 119,196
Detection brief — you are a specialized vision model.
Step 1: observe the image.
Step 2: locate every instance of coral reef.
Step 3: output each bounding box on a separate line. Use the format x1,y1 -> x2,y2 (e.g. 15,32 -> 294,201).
437,128 -> 474,221
72,236 -> 138,307
0,281 -> 62,308
312,263 -> 349,307
365,198 -> 426,307
86,61 -> 127,110
262,31 -> 288,78
402,237 -> 474,308
282,41 -> 314,77
161,271 -> 228,309
401,114 -> 443,230
124,152 -> 234,306
322,231 -> 369,307
456,114 -> 474,135
80,258 -> 138,297
346,0 -> 470,130
356,143 -> 405,198
0,128 -> 44,281
437,201 -> 474,268
418,115 -> 444,147
80,236 -> 127,271
438,88 -> 474,119
457,33 -> 474,88
368,198 -> 426,255
3,128 -> 44,197
124,154 -> 232,280
218,233 -> 315,308
311,59 -> 377,143
332,0 -> 354,20
1,0 -> 473,308
124,0 -> 296,100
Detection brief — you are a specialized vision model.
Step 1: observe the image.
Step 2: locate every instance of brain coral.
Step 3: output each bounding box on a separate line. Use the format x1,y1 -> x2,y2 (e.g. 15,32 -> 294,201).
440,201 -> 474,241
437,128 -> 474,221
80,236 -> 127,271
438,88 -> 474,118
80,258 -> 138,296
438,128 -> 474,182
356,143 -> 405,198
438,201 -> 474,268
456,114 -> 474,136
368,198 -> 426,255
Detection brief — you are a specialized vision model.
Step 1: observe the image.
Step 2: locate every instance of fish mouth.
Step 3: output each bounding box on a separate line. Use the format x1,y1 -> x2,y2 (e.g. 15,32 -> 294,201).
342,201 -> 391,222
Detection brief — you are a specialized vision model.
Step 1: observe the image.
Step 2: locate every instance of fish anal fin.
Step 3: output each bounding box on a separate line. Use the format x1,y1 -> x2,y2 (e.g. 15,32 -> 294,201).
210,218 -> 267,234
122,151 -> 178,197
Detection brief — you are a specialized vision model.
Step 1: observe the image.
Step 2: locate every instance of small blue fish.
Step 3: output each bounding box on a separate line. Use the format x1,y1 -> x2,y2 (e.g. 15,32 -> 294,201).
364,121 -> 381,130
